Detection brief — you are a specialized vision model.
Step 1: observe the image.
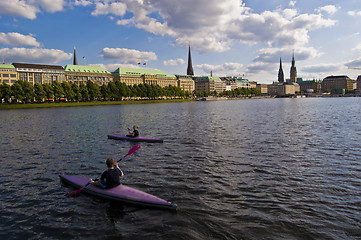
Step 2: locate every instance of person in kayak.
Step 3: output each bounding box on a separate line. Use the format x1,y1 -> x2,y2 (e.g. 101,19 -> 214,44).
127,125 -> 139,137
90,158 -> 124,189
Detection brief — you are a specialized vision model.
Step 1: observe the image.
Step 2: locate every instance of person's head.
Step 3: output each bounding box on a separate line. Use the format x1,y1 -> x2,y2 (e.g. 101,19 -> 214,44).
106,158 -> 115,168
133,125 -> 137,130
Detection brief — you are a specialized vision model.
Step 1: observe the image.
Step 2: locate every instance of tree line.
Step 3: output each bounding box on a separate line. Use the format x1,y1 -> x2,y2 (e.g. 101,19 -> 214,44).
0,80 -> 188,103
0,80 -> 262,104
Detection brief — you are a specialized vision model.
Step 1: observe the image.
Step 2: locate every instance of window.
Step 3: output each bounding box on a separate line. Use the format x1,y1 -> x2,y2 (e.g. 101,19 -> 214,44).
3,74 -> 9,77
10,74 -> 16,78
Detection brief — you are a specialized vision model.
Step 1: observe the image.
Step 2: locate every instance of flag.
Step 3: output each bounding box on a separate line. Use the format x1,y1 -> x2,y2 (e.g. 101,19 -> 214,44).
143,63 -> 146,65
83,56 -> 85,59
137,62 -> 141,65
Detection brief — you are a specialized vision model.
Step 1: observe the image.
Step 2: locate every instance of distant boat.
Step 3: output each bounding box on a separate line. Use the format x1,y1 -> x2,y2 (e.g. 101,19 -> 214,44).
107,134 -> 164,143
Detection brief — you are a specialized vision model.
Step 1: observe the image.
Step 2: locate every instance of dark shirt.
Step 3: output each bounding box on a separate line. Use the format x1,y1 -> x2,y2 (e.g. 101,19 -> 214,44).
100,168 -> 122,188
133,129 -> 139,137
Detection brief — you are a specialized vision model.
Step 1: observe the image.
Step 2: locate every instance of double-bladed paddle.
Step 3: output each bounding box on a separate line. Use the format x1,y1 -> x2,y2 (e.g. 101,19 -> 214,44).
66,144 -> 141,197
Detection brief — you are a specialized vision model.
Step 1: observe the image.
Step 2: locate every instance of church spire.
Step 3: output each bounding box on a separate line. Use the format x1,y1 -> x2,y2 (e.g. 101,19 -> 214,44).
290,51 -> 297,83
278,57 -> 284,83
187,44 -> 194,76
73,46 -> 78,65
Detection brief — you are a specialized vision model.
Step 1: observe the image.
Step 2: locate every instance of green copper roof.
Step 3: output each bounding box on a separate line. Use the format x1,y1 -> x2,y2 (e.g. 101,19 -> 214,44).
0,64 -> 15,69
64,64 -> 110,74
113,67 -> 176,78
195,76 -> 222,82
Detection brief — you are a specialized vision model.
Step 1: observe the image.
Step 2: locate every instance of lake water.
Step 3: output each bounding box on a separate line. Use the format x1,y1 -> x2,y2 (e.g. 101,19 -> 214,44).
0,98 -> 360,239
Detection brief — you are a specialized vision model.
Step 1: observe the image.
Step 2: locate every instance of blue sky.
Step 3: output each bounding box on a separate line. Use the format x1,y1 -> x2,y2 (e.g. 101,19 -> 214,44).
1,0 -> 361,84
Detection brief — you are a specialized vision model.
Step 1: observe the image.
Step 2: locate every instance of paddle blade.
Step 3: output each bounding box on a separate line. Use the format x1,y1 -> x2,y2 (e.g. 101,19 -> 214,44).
124,144 -> 141,158
66,189 -> 82,198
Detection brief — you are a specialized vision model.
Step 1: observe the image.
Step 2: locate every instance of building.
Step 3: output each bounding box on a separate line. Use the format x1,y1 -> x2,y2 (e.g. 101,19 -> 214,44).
0,64 -> 17,85
195,76 -> 226,93
356,75 -> 361,90
187,44 -> 194,76
175,75 -> 195,93
112,67 -> 177,88
12,63 -> 65,85
64,65 -> 112,86
256,84 -> 268,95
322,75 -> 354,94
289,53 -> 297,83
268,82 -> 300,96
297,79 -> 321,93
278,58 -> 284,83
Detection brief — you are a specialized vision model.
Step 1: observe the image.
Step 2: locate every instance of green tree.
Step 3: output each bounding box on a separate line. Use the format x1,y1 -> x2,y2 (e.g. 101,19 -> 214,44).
53,81 -> 64,101
61,82 -> 75,101
100,84 -> 111,100
79,83 -> 89,101
43,83 -> 54,100
0,82 -> 11,103
34,83 -> 46,102
71,84 -> 81,102
10,81 -> 24,102
87,80 -> 100,101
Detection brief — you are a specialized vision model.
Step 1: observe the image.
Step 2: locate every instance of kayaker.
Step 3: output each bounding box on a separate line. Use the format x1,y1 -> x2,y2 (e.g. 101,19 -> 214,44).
90,158 -> 124,189
127,125 -> 139,137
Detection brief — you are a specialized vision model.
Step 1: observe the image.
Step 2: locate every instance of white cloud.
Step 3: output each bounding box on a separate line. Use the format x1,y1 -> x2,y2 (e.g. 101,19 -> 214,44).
37,0 -> 65,13
302,63 -> 341,73
74,0 -> 92,7
317,5 -> 338,16
0,0 -> 39,19
353,43 -> 361,52
345,58 -> 361,68
102,0 -> 336,53
99,48 -> 157,63
289,1 -> 296,7
347,11 -> 361,16
91,2 -> 127,16
0,32 -> 40,47
253,47 -> 320,63
163,58 -> 185,66
0,48 -> 71,64
195,62 -> 243,76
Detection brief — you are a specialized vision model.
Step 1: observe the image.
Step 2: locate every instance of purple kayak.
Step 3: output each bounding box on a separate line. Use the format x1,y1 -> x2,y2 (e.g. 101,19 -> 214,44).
107,134 -> 164,143
60,174 -> 176,210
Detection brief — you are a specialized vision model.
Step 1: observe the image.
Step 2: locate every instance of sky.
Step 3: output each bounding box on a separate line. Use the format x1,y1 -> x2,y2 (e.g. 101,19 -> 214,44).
1,0 -> 361,84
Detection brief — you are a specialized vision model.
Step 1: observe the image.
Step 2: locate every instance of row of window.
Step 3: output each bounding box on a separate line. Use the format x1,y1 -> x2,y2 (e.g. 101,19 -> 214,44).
0,74 -> 17,78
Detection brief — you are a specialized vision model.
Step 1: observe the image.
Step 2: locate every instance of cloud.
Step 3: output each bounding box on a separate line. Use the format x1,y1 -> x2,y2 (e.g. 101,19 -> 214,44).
91,1 -> 127,16
0,48 -> 72,64
0,0 -> 39,19
195,62 -> 243,76
345,58 -> 361,68
289,1 -> 296,7
163,58 -> 185,66
253,47 -> 321,63
99,48 -> 157,63
302,63 -> 342,73
101,0 -> 336,53
0,0 -> 66,19
347,11 -> 361,16
317,5 -> 338,15
0,32 -> 40,47
74,0 -> 92,7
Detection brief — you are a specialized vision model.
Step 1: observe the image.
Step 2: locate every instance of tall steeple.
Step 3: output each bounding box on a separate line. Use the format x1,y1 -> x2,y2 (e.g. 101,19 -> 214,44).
187,44 -> 194,76
278,57 -> 284,83
290,51 -> 297,83
73,47 -> 78,65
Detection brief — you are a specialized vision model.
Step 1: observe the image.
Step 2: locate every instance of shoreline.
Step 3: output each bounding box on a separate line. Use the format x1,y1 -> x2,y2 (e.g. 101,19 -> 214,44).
0,99 -> 193,110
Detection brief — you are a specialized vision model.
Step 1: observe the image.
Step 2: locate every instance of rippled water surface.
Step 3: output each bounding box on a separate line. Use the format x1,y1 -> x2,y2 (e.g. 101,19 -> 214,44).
0,98 -> 360,239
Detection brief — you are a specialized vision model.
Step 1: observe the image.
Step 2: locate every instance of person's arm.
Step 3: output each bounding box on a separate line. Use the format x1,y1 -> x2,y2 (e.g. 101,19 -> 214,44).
114,162 -> 124,177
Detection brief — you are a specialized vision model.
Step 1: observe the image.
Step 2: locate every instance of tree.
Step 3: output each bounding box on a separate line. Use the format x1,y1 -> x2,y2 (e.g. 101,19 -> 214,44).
71,84 -> 81,102
10,81 -> 24,102
79,83 -> 89,101
87,80 -> 100,101
34,83 -> 46,102
61,82 -> 75,101
53,81 -> 64,101
43,83 -> 54,100
0,82 -> 11,103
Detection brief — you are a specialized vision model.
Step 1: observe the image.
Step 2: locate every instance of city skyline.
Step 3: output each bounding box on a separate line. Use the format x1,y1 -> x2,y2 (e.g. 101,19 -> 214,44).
1,0 -> 361,84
